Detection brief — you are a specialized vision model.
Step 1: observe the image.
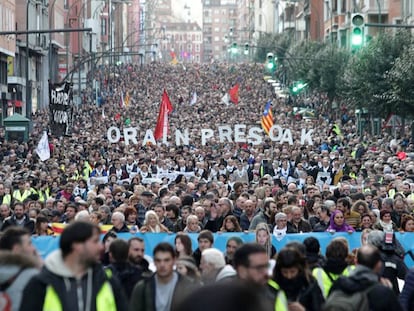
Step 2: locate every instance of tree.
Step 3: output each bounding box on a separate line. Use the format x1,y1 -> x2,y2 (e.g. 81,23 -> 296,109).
285,40 -> 325,85
254,32 -> 293,64
342,30 -> 412,117
309,45 -> 350,106
386,44 -> 414,119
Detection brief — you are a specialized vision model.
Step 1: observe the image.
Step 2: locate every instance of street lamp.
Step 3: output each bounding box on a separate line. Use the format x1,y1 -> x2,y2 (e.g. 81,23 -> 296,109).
25,0 -> 31,121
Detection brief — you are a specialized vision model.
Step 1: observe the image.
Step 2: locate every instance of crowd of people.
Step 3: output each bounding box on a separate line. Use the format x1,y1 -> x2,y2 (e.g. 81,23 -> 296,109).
0,61 -> 413,310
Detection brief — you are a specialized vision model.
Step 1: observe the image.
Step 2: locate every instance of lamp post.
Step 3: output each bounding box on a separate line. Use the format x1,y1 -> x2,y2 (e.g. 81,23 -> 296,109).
48,0 -> 60,83
25,0 -> 31,121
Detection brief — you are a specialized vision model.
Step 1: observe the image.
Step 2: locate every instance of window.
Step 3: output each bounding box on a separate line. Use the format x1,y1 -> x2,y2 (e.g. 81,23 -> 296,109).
101,18 -> 107,36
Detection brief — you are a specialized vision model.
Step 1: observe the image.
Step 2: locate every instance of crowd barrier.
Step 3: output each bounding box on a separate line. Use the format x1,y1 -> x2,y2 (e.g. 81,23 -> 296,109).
32,232 -> 414,268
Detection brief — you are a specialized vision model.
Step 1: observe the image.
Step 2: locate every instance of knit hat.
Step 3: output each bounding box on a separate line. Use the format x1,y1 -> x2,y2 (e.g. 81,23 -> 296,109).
176,256 -> 198,272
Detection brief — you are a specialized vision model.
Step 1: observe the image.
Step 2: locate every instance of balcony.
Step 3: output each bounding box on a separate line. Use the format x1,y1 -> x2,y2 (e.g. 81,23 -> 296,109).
361,0 -> 389,14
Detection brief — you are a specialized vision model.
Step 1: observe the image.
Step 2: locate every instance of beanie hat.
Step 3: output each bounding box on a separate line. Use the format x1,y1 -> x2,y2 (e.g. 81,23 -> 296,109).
176,256 -> 198,272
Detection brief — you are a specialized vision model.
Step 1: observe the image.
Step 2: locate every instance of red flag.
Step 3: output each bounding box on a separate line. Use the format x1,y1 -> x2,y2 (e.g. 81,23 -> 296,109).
229,83 -> 239,104
154,90 -> 173,141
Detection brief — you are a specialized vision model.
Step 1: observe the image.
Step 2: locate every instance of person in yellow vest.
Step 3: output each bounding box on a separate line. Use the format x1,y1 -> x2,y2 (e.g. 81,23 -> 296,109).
272,247 -> 324,311
12,179 -> 31,203
0,182 -> 11,206
233,243 -> 288,311
19,221 -> 128,311
312,238 -> 355,298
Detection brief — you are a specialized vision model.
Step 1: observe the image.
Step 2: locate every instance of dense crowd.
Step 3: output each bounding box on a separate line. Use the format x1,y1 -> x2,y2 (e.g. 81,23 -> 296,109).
0,61 -> 413,310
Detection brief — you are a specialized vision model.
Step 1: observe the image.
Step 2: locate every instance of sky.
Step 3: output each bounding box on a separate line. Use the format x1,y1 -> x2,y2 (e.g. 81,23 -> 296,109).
171,0 -> 203,26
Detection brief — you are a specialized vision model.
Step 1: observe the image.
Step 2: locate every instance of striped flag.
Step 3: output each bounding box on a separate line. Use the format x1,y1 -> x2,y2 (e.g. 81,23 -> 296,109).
125,92 -> 130,106
261,101 -> 274,135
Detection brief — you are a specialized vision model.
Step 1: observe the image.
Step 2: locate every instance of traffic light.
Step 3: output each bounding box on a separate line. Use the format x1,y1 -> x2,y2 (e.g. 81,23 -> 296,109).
351,13 -> 365,49
244,43 -> 249,55
231,42 -> 238,54
266,53 -> 275,70
291,81 -> 306,94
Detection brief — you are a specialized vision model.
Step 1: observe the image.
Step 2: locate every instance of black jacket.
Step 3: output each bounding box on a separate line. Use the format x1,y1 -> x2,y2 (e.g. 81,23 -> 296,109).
19,250 -> 127,311
105,262 -> 143,299
329,265 -> 403,311
129,272 -> 194,311
278,275 -> 324,311
1,215 -> 35,233
379,249 -> 407,295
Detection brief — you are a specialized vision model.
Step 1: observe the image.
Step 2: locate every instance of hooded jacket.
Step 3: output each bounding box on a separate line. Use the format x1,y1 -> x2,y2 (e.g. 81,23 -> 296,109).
215,265 -> 236,282
0,252 -> 39,311
19,250 -> 127,311
329,265 -> 403,311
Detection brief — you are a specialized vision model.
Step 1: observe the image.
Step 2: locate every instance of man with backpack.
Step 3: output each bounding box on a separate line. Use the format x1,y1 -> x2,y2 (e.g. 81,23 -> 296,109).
323,245 -> 402,311
0,227 -> 41,311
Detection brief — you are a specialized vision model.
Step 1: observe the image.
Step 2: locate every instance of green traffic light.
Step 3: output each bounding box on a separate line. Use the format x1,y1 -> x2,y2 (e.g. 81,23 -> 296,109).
267,62 -> 274,69
352,31 -> 363,46
231,43 -> 238,54
292,86 -> 298,93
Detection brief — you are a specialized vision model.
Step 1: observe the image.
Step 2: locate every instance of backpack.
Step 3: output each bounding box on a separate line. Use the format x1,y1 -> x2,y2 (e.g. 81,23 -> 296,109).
0,268 -> 24,311
322,284 -> 376,311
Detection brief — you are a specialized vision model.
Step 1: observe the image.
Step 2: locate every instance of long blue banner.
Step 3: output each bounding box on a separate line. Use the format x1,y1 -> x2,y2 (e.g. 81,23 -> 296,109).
32,232 -> 414,267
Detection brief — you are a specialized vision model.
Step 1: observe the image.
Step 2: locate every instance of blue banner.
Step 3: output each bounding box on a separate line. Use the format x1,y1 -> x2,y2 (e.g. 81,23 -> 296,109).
32,232 -> 414,267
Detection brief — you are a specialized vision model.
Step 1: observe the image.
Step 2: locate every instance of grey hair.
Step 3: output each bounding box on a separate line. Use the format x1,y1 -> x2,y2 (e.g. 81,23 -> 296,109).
275,212 -> 287,222
367,230 -> 384,247
201,248 -> 225,269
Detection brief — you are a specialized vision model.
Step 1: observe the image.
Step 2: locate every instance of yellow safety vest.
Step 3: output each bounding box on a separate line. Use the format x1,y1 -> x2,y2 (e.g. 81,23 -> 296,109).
1,194 -> 11,206
12,189 -> 31,202
312,265 -> 355,298
42,281 -> 117,311
38,189 -> 51,203
268,279 -> 288,311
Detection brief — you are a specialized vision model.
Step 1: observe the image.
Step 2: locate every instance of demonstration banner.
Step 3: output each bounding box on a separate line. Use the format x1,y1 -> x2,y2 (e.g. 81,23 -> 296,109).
32,232 -> 414,268
49,81 -> 74,137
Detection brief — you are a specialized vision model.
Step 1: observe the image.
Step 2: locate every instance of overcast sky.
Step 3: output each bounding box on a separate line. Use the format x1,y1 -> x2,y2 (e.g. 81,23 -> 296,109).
171,0 -> 203,26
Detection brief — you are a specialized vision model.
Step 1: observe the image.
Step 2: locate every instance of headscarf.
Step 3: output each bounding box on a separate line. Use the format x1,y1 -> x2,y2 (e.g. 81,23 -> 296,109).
326,210 -> 355,232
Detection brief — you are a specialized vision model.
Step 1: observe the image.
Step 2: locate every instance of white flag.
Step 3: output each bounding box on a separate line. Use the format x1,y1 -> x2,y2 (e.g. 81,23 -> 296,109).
35,131 -> 50,161
190,91 -> 197,106
221,93 -> 230,105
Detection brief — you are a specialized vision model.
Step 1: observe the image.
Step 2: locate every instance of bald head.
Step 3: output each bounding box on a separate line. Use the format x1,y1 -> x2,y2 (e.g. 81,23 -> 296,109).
357,245 -> 382,271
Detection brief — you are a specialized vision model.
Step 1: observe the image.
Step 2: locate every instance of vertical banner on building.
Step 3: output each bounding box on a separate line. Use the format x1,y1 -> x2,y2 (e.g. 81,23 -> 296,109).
49,81 -> 74,137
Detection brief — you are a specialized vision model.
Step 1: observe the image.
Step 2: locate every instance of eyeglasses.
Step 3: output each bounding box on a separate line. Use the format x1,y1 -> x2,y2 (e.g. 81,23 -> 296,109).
248,263 -> 270,271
